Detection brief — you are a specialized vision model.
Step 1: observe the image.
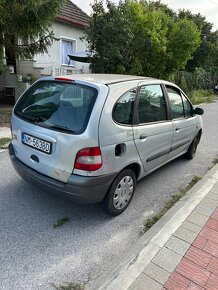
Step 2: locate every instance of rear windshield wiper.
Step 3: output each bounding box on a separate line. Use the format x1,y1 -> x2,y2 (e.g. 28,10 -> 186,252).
40,123 -> 76,133
18,114 -> 45,123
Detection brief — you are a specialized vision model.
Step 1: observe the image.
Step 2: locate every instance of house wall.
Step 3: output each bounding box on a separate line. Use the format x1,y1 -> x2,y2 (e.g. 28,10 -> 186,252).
32,21 -> 90,76
1,21 -> 91,101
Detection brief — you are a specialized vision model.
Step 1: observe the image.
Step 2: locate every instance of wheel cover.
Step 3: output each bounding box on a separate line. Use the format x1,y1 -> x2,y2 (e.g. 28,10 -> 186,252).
113,175 -> 134,210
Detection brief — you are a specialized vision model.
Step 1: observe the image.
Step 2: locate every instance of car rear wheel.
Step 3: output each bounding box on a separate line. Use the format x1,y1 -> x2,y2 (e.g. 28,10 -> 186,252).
185,135 -> 198,159
103,169 -> 136,216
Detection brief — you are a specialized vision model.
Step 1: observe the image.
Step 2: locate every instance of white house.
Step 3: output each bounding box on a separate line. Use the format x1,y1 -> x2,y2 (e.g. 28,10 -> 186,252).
0,1 -> 90,103
17,0 -> 91,78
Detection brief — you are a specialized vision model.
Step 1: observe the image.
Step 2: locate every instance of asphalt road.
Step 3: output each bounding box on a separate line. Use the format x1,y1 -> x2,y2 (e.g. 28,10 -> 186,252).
0,101 -> 218,290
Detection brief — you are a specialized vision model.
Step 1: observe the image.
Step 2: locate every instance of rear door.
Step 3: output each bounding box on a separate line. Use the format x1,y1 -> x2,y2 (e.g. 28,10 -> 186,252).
165,85 -> 198,160
133,83 -> 174,173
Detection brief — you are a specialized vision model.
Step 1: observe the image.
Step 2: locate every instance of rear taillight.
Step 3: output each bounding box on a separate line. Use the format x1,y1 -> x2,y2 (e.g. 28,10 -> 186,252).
74,147 -> 102,171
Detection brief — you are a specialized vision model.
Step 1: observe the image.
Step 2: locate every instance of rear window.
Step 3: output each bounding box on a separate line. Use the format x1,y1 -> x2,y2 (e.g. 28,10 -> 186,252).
14,81 -> 97,134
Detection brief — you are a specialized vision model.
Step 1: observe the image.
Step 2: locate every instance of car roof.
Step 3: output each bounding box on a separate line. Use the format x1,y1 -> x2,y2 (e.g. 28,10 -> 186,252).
55,74 -> 155,85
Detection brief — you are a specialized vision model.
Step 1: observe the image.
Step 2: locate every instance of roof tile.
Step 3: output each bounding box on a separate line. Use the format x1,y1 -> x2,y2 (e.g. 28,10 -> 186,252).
56,0 -> 89,28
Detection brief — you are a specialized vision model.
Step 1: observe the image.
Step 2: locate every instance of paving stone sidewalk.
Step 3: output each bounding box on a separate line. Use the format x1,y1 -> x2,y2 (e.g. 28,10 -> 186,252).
88,165 -> 218,290
129,182 -> 218,290
163,204 -> 218,289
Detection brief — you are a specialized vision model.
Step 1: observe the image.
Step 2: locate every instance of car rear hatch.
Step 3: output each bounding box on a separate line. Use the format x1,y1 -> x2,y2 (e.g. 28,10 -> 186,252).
12,78 -> 107,183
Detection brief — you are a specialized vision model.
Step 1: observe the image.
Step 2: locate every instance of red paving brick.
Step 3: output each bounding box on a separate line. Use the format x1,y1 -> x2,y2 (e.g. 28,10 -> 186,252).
164,207 -> 218,290
176,258 -> 211,287
199,227 -> 218,244
210,209 -> 218,222
164,272 -> 191,289
205,273 -> 218,290
185,246 -> 212,268
205,218 -> 218,232
187,283 -> 205,290
192,236 -> 208,250
204,240 -> 218,258
207,256 -> 218,276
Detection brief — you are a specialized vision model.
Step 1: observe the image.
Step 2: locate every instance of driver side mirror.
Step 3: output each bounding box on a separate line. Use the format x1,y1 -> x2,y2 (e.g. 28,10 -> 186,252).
193,107 -> 204,115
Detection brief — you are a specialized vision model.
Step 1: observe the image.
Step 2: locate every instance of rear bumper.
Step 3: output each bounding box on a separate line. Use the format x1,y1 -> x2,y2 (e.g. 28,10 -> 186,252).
9,143 -> 117,204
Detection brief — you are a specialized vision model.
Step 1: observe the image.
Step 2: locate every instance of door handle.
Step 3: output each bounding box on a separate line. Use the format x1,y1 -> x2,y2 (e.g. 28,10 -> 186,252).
175,127 -> 180,132
140,134 -> 147,140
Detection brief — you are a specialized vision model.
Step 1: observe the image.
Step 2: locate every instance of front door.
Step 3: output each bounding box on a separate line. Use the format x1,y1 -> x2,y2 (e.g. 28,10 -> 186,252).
133,83 -> 174,173
165,85 -> 198,160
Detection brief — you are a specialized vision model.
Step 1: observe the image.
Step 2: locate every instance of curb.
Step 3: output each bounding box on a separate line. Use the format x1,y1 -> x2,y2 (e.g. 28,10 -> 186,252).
87,164 -> 218,290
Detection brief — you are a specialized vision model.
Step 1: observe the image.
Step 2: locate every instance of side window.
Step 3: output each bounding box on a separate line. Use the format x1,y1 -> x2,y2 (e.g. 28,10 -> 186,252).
138,84 -> 167,124
182,94 -> 192,118
113,89 -> 136,125
166,86 -> 184,119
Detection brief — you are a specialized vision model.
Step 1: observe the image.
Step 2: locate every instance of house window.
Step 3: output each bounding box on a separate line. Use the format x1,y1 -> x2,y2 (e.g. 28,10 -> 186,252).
61,39 -> 76,66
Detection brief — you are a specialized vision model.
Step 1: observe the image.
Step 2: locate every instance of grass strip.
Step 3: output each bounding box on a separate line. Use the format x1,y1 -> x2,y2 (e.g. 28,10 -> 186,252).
189,91 -> 217,105
212,156 -> 218,166
53,217 -> 70,229
142,175 -> 202,234
0,137 -> 12,149
208,155 -> 218,170
51,283 -> 85,290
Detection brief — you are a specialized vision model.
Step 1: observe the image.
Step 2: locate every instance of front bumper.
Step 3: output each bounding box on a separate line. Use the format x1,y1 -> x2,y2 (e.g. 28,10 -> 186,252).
9,143 -> 117,204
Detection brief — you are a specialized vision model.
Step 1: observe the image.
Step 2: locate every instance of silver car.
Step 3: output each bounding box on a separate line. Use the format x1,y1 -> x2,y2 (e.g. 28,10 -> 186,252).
9,74 -> 204,215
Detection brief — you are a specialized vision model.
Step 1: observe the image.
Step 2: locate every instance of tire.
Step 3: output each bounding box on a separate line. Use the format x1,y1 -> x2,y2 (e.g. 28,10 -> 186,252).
103,169 -> 136,216
185,135 -> 198,159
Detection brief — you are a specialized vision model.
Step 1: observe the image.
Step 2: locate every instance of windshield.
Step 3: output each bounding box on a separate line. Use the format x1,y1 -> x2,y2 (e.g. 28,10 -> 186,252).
14,81 -> 98,134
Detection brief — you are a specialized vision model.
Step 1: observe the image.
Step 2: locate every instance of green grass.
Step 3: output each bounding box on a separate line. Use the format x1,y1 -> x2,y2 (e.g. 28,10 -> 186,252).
142,175 -> 202,234
212,156 -> 218,166
0,137 -> 12,149
53,217 -> 70,229
0,106 -> 12,124
189,90 -> 217,105
179,175 -> 202,194
208,155 -> 218,170
51,282 -> 85,290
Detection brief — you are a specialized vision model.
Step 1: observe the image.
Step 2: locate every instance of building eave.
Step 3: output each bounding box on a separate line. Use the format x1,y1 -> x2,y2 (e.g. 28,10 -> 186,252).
56,16 -> 89,29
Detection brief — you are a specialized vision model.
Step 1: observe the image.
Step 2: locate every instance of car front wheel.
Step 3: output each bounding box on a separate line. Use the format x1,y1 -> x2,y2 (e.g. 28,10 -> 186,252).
103,169 -> 136,216
185,136 -> 199,159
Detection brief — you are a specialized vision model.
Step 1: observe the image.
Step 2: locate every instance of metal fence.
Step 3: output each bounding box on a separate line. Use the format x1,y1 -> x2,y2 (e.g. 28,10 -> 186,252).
0,86 -> 16,106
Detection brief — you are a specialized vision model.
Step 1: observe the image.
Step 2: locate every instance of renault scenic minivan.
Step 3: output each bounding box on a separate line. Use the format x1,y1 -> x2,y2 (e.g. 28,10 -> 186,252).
9,74 -> 204,215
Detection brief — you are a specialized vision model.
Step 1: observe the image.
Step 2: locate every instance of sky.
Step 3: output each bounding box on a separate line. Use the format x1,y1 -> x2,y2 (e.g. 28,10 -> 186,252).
72,0 -> 218,30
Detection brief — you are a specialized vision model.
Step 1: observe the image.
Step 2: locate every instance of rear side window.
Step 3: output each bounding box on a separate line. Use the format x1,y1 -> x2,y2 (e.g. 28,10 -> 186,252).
166,86 -> 193,119
138,85 -> 167,123
166,86 -> 184,119
182,93 -> 192,118
14,81 -> 97,134
113,89 -> 136,125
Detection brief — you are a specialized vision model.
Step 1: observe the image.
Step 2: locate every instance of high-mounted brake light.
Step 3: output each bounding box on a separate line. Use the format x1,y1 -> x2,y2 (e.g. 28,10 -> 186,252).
74,147 -> 102,171
55,77 -> 74,82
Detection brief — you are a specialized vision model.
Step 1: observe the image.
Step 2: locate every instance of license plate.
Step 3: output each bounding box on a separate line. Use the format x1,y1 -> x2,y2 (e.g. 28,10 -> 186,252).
22,133 -> 51,154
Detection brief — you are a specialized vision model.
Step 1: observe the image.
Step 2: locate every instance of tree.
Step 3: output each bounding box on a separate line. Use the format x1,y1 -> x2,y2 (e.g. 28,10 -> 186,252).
86,0 -> 133,73
166,19 -> 201,74
177,10 -> 218,70
0,0 -> 65,73
125,1 -> 171,76
85,0 -> 201,78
